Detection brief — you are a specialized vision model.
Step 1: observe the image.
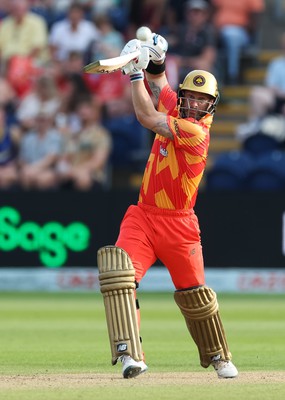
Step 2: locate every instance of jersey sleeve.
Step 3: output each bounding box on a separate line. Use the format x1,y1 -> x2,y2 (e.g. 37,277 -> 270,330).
157,84 -> 178,116
168,115 -> 211,157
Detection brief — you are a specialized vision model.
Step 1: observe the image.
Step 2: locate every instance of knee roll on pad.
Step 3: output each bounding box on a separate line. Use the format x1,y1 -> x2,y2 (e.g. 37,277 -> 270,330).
174,286 -> 232,368
97,246 -> 143,365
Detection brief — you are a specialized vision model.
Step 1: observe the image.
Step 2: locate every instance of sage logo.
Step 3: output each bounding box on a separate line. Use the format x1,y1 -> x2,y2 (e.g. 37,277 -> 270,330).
0,206 -> 90,268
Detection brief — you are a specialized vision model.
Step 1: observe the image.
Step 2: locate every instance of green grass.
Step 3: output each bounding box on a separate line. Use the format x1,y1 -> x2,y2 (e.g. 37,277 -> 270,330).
0,292 -> 284,399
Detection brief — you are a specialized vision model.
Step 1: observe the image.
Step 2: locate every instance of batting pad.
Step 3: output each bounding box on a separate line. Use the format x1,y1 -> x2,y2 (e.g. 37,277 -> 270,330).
97,246 -> 143,365
174,286 -> 232,368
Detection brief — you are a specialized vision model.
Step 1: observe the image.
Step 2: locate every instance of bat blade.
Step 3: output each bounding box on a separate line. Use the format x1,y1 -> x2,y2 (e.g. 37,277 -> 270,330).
83,50 -> 141,74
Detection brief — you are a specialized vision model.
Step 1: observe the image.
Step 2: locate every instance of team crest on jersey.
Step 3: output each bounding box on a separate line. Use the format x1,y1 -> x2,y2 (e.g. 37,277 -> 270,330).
160,145 -> 168,157
193,75 -> 205,87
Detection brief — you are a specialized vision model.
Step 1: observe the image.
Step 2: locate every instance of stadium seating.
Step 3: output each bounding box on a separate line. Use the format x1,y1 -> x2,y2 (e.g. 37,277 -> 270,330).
245,150 -> 285,191
206,150 -> 255,191
242,133 -> 281,157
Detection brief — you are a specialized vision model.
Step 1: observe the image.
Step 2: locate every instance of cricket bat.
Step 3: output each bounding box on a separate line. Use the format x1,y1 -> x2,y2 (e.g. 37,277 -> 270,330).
83,50 -> 141,74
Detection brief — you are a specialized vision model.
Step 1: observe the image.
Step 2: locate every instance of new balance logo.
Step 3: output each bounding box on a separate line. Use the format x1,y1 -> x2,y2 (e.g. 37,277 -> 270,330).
117,343 -> 128,352
211,355 -> 221,362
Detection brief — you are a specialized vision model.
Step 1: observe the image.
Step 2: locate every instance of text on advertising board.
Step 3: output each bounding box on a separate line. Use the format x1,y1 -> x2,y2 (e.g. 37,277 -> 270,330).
0,206 -> 90,267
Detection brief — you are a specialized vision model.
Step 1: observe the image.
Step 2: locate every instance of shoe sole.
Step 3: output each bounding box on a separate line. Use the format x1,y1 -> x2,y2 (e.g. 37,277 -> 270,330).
123,366 -> 142,379
140,367 -> 148,375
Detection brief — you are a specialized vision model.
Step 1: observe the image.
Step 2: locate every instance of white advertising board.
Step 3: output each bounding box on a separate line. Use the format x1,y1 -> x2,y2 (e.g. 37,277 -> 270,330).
0,267 -> 284,293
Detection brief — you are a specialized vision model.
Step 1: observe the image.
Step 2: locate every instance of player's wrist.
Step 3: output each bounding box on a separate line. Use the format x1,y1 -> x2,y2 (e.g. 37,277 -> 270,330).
130,71 -> 144,82
145,60 -> 166,75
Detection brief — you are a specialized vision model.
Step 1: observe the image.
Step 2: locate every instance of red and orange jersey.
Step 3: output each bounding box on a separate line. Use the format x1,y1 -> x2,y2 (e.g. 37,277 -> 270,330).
139,84 -> 213,210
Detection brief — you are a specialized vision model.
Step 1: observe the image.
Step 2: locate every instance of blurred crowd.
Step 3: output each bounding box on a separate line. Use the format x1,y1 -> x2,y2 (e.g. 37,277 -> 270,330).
2,0 -> 282,192
207,23 -> 285,192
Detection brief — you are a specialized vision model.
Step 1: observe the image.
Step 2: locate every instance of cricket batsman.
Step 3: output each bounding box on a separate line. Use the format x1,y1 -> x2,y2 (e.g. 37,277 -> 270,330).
97,29 -> 238,379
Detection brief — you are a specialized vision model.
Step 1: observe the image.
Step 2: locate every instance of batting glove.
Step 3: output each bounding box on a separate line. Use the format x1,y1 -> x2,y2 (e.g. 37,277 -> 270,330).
141,33 -> 168,63
120,39 -> 150,81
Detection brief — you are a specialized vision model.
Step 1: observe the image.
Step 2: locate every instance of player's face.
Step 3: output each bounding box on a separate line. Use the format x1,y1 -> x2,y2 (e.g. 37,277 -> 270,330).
179,90 -> 214,120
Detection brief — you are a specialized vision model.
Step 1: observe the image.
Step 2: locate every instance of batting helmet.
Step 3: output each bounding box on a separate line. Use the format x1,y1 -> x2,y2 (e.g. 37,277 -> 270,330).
178,70 -> 220,119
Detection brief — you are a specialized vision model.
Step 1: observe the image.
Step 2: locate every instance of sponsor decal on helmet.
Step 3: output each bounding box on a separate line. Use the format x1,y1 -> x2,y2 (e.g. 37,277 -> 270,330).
193,75 -> 205,87
117,343 -> 128,352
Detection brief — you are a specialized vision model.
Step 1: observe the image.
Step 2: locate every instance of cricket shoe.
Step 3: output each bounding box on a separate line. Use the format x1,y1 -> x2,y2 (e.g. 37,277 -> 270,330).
211,359 -> 238,379
120,355 -> 148,379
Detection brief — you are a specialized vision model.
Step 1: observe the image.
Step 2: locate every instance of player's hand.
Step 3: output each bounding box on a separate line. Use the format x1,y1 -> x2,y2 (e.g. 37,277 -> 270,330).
141,33 -> 168,64
120,39 -> 149,76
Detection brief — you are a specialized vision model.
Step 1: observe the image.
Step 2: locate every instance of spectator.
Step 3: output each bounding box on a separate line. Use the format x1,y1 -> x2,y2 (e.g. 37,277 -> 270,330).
0,76 -> 18,126
272,0 -> 285,22
127,0 -> 167,39
0,106 -> 20,190
57,98 -> 112,191
45,0 -> 71,14
86,13 -> 125,64
48,2 -> 100,62
82,47 -> 130,109
91,0 -> 120,17
248,32 -> 285,120
62,50 -> 87,76
16,74 -> 61,131
166,0 -> 191,24
236,32 -> 285,151
44,56 -> 76,94
30,0 -> 66,31
56,72 -> 93,135
0,0 -> 9,20
211,0 -> 265,84
18,110 -> 63,190
105,1 -> 129,34
0,0 -> 49,71
103,87 -> 150,173
53,50 -> 106,108
157,4 -> 179,54
236,111 -> 285,156
170,0 -> 217,86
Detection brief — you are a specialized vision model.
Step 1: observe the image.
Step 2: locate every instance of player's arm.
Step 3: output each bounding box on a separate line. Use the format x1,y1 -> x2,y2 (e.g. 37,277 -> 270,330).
130,79 -> 173,140
141,33 -> 169,102
145,65 -> 168,103
121,36 -> 173,139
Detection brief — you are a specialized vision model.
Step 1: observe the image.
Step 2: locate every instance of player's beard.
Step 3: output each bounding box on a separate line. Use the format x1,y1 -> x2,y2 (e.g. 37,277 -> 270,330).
179,106 -> 205,120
